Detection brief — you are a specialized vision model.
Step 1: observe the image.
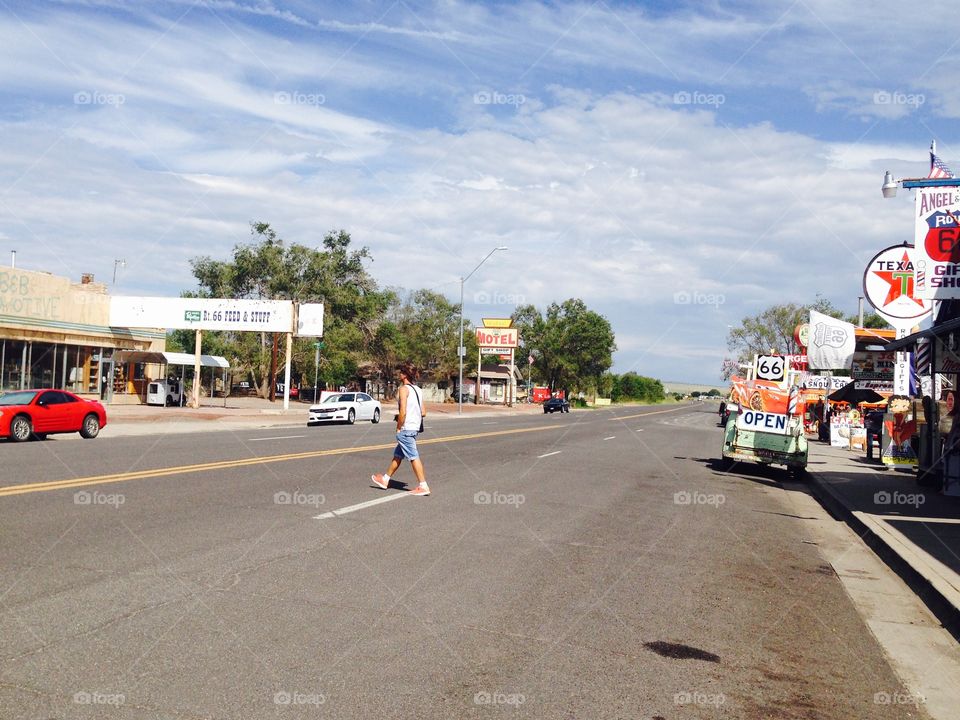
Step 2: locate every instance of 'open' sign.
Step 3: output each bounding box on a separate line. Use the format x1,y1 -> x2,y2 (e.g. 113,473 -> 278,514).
736,409 -> 790,435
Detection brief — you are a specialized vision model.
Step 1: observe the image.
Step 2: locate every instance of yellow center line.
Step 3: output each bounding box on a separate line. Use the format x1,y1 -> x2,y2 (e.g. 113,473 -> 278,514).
0,424 -> 563,498
0,405 -> 694,498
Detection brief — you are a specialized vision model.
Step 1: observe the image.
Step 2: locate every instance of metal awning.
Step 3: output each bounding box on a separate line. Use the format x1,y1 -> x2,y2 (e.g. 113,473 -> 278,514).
884,317 -> 960,352
114,351 -> 230,369
473,364 -> 524,380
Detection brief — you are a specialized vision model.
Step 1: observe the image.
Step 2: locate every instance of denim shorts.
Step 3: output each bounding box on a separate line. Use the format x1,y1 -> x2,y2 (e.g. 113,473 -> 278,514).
393,430 -> 420,460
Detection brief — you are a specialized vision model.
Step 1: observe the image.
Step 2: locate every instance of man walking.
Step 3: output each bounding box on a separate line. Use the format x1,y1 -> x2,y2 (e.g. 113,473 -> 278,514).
371,363 -> 430,496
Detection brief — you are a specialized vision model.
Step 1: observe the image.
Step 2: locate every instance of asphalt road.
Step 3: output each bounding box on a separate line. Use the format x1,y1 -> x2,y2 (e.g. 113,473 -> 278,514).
0,404 -> 930,719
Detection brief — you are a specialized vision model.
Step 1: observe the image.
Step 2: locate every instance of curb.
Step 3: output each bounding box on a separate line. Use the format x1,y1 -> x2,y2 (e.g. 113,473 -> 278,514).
805,467 -> 960,642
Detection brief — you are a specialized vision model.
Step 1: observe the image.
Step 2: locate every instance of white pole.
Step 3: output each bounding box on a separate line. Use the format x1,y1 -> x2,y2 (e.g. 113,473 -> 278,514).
314,343 -> 320,403
458,277 -> 464,415
192,329 -> 202,408
458,246 -> 508,411
476,344 -> 482,404
283,333 -> 292,410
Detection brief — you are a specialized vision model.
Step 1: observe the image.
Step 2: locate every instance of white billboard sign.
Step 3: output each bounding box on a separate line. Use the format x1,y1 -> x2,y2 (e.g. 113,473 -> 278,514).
914,186 -> 960,298
295,303 -> 324,337
110,296 -> 294,332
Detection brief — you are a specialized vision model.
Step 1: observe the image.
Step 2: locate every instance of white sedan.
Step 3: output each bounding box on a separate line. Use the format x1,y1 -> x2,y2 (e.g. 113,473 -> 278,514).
307,392 -> 381,425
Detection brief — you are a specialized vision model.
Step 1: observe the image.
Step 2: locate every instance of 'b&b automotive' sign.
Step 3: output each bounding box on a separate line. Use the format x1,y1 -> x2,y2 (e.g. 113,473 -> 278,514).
476,327 -> 518,348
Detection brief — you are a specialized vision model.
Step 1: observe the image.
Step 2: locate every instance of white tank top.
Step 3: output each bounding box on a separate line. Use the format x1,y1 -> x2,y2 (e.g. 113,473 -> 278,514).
400,384 -> 423,432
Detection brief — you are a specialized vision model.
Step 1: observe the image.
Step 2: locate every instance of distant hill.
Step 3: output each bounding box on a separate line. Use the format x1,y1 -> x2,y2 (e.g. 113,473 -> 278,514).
662,381 -> 726,396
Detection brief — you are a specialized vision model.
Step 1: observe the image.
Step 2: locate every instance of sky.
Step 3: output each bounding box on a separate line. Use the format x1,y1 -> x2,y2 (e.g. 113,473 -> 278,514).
1,0 -> 958,385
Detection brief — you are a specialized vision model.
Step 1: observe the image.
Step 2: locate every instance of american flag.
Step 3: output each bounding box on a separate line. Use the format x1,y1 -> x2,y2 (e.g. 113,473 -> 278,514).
929,151 -> 954,179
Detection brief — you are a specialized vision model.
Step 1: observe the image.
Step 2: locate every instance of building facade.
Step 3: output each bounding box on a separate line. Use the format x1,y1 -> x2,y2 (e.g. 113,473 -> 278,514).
0,267 -> 165,401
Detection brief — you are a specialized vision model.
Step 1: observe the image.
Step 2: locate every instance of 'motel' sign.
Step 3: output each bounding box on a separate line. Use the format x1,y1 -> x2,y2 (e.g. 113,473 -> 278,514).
736,409 -> 790,435
475,328 -> 518,348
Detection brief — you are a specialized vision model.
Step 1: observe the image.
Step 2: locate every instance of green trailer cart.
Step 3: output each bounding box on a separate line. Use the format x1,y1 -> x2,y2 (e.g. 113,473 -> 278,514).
721,405 -> 808,478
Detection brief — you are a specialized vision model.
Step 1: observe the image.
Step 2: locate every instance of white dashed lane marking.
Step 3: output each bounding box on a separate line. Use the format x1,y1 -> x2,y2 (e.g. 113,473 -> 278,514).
314,493 -> 410,519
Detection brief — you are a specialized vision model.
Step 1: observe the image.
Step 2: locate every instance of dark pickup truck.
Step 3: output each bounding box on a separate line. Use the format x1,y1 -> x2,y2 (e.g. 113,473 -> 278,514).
543,397 -> 570,414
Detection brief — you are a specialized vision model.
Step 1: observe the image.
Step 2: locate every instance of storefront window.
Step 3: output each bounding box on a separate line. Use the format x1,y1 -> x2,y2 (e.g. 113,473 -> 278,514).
0,341 -> 121,395
0,341 -> 163,398
30,342 -> 57,389
1,340 -> 27,391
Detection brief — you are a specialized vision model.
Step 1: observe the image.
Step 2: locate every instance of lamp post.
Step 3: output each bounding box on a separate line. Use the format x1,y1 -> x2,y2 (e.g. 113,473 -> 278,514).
112,258 -> 125,285
459,246 -> 508,415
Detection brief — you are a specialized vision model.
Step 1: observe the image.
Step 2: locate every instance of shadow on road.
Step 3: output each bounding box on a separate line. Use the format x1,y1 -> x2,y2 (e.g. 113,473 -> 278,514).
678,456 -> 787,489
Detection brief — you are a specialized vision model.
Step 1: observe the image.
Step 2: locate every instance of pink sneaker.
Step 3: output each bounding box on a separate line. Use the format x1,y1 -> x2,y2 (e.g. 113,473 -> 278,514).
371,474 -> 389,490
408,484 -> 430,496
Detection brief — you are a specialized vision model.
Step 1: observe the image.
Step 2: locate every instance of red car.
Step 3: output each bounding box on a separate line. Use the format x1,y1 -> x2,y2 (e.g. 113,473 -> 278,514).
0,389 -> 108,442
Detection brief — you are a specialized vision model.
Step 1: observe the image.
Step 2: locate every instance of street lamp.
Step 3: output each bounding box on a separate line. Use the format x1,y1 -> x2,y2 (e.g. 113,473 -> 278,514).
113,258 -> 126,285
881,170 -> 899,198
459,246 -> 508,415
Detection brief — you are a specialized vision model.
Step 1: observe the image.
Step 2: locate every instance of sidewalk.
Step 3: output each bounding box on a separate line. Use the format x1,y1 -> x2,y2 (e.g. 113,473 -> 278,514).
805,440 -> 960,637
100,396 -> 544,437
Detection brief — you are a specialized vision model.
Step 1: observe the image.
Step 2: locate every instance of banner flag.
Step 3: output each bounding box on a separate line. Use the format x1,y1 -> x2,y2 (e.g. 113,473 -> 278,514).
807,310 -> 856,370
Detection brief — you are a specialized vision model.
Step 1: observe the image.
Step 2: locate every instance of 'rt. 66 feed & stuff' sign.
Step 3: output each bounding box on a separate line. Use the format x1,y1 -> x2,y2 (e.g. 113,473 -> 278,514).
110,297 -> 324,335
914,186 -> 960,298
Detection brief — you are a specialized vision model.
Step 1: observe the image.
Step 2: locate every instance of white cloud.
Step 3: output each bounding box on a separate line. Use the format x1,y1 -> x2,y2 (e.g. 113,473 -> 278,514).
0,1 -> 955,383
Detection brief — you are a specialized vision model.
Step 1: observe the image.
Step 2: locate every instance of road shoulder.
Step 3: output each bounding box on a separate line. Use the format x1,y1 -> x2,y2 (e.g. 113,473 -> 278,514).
780,481 -> 960,720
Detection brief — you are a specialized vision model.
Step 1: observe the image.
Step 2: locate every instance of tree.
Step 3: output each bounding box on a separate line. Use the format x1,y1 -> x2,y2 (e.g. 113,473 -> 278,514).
396,289 -> 464,382
723,296 -> 854,380
182,223 -> 389,398
609,372 -> 665,403
369,289 -> 478,388
851,311 -> 887,329
513,299 -> 616,392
